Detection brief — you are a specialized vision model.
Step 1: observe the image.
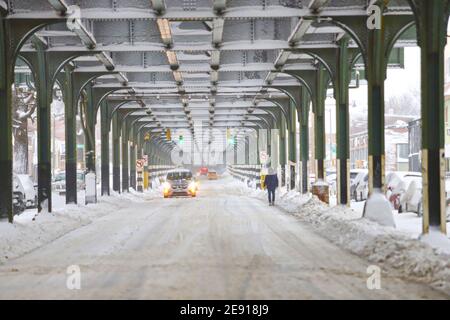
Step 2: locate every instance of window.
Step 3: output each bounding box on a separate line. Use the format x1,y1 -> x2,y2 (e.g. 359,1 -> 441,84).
397,143 -> 409,161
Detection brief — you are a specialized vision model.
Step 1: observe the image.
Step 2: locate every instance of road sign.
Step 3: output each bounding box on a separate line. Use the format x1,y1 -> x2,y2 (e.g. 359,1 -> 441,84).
143,155 -> 148,166
136,159 -> 145,170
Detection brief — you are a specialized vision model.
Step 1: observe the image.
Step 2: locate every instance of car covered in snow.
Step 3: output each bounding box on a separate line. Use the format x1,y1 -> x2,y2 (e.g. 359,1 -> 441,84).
398,173 -> 423,216
13,174 -> 37,210
386,171 -> 419,210
163,169 -> 197,198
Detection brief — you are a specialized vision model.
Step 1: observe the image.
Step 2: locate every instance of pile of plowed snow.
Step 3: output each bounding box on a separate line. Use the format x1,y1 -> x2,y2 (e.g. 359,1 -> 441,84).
229,176 -> 450,295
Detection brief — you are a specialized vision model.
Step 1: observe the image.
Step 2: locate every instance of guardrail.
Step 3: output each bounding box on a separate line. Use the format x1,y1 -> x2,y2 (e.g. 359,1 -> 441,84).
228,165 -> 262,189
148,165 -> 176,181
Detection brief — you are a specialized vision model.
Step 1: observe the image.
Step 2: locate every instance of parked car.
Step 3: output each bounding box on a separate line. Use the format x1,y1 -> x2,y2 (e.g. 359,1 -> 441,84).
52,171 -> 86,195
13,174 -> 37,209
398,174 -> 423,215
163,169 -> 197,198
13,191 -> 26,215
207,170 -> 218,180
386,171 -> 419,210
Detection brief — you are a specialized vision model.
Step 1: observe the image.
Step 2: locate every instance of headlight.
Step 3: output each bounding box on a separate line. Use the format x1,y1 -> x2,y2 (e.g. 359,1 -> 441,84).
188,182 -> 197,192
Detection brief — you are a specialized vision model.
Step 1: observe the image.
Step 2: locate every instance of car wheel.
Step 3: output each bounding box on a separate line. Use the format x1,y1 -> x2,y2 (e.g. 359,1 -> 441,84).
353,191 -> 357,201
398,205 -> 403,213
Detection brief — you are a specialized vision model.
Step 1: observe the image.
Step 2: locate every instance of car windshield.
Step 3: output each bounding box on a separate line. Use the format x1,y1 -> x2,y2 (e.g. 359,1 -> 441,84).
167,171 -> 192,180
54,173 -> 65,182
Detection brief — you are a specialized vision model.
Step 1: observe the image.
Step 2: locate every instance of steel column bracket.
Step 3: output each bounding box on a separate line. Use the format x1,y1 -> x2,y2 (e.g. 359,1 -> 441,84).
72,71 -> 119,110
263,97 -> 291,129
270,85 -> 302,117
91,85 -> 134,121
21,50 -> 100,87
327,11 -> 415,72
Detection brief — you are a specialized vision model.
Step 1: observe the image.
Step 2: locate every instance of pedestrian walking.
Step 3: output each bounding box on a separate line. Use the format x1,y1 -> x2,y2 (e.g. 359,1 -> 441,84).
264,168 -> 279,206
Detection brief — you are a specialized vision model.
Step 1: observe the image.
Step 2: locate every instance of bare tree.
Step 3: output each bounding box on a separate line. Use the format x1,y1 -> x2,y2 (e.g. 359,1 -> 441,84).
13,85 -> 36,174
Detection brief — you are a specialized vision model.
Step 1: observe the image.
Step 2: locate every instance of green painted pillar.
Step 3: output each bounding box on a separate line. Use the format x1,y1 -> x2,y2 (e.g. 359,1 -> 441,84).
416,0 -> 449,234
288,100 -> 297,190
300,88 -> 310,194
112,113 -> 121,193
130,141 -> 136,190
0,19 -> 14,222
63,65 -> 77,204
121,119 -> 129,192
336,37 -> 351,205
33,38 -> 52,213
314,66 -> 328,181
367,0 -> 387,194
100,101 -> 110,196
279,117 -> 287,187
84,85 -> 96,173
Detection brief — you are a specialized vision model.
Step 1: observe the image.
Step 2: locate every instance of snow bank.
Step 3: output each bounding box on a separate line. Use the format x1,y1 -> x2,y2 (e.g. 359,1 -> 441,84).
234,179 -> 450,295
0,190 -> 160,265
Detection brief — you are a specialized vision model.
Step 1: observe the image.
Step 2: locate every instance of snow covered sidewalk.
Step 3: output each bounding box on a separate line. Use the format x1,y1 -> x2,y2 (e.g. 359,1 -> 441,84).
0,189 -> 161,265
232,178 -> 450,295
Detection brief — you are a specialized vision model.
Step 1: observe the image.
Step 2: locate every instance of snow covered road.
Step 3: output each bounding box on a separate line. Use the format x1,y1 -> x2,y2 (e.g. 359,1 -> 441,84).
0,179 -> 447,299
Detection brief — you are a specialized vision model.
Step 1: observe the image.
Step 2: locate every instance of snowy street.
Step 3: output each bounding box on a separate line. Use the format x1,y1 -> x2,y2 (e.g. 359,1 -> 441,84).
0,177 -> 447,300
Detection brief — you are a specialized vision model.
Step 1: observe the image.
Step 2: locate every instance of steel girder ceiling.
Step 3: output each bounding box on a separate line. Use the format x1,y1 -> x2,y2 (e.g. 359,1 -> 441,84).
9,0 -> 415,150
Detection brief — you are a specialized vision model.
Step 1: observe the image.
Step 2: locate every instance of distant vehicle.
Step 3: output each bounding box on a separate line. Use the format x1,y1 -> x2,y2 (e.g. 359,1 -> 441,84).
52,171 -> 86,195
13,174 -> 37,209
350,169 -> 368,201
163,169 -> 197,198
398,174 -> 423,215
207,170 -> 218,180
199,167 -> 208,176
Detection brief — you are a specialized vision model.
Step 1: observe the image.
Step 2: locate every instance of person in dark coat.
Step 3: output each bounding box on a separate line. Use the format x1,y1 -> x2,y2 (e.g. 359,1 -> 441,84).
264,168 -> 279,206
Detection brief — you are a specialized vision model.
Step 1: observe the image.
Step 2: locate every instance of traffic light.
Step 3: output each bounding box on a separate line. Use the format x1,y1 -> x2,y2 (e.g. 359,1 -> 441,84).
166,129 -> 171,141
179,135 -> 184,145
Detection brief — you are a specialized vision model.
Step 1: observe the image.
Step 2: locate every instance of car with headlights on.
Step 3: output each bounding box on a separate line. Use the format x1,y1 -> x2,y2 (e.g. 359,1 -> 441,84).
163,169 -> 197,198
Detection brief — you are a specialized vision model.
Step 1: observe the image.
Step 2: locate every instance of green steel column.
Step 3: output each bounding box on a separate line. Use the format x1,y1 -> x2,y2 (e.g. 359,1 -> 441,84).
416,0 -> 449,234
63,65 -> 77,204
314,66 -> 328,181
336,37 -> 351,205
279,117 -> 287,186
112,113 -> 121,193
300,88 -> 310,194
130,142 -> 136,190
122,120 -> 129,192
100,101 -> 110,196
0,19 -> 13,222
367,0 -> 387,194
288,99 -> 297,190
84,85 -> 96,173
33,38 -> 52,213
